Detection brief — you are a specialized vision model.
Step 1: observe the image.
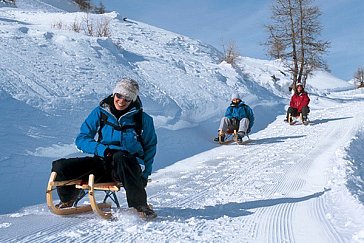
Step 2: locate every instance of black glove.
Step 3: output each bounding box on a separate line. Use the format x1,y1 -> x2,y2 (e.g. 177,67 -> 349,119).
104,148 -> 119,163
247,128 -> 251,134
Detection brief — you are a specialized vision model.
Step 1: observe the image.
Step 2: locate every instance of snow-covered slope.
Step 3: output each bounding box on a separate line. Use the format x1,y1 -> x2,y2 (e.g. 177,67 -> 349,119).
1,88 -> 364,242
0,0 -> 281,213
0,1 -> 363,242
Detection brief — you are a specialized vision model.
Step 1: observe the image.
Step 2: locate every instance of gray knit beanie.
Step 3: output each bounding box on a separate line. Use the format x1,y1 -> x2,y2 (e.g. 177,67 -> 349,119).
113,78 -> 139,101
231,92 -> 241,100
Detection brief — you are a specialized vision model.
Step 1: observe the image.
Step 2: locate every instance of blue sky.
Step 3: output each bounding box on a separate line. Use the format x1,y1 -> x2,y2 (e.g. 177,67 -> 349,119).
100,0 -> 363,81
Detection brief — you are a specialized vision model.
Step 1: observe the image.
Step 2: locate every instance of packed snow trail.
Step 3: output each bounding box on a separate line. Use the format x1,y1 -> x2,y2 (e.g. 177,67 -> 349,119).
1,93 -> 363,242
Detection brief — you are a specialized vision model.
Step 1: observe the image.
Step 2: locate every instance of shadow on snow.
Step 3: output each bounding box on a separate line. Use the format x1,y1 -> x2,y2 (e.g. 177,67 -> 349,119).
157,188 -> 330,221
249,135 -> 306,145
309,116 -> 353,126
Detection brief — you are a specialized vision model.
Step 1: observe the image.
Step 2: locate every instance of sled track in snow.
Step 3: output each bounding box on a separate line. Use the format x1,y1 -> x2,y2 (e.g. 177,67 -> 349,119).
0,216 -> 90,243
135,120 -> 322,241
314,196 -> 346,243
251,113 -> 342,242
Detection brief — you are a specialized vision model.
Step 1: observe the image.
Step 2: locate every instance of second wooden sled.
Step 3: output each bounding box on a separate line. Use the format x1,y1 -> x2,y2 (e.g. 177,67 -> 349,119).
217,129 -> 250,145
217,129 -> 237,145
288,113 -> 309,125
46,171 -> 122,219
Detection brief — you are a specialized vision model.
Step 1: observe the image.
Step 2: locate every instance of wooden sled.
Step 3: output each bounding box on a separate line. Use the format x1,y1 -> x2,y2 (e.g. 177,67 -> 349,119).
46,172 -> 121,220
288,113 -> 309,125
218,129 -> 237,144
217,130 -> 250,145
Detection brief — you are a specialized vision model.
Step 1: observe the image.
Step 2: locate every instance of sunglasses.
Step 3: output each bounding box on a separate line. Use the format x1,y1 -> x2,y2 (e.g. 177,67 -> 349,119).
114,93 -> 132,102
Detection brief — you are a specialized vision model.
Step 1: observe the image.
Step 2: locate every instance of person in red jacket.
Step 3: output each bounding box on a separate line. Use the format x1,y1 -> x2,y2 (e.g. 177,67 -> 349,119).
286,83 -> 310,123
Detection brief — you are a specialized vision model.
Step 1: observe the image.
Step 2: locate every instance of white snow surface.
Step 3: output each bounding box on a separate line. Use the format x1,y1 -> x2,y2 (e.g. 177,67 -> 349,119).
0,1 -> 363,242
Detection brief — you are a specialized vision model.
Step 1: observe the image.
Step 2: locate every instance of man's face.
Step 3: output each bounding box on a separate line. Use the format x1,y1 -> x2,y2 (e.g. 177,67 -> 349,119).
232,98 -> 241,104
297,86 -> 303,93
114,93 -> 132,111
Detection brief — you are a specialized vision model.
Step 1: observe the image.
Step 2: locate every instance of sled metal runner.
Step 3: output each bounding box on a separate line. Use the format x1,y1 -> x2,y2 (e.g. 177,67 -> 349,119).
46,171 -> 121,219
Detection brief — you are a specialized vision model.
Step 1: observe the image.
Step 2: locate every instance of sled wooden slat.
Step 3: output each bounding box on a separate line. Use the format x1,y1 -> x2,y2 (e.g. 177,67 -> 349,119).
49,175 -> 121,191
75,182 -> 121,191
50,180 -> 83,187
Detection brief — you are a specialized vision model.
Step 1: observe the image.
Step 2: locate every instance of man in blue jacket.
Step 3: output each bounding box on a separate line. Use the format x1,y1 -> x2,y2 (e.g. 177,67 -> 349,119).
214,93 -> 254,143
52,78 -> 157,218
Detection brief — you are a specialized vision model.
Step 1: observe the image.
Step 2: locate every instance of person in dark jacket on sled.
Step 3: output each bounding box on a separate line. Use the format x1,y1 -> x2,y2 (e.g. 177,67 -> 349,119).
214,93 -> 254,143
285,82 -> 310,124
51,78 -> 158,219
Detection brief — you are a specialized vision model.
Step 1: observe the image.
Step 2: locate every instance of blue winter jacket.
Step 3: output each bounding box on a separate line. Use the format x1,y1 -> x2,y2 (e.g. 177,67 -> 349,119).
224,101 -> 254,131
75,97 -> 157,179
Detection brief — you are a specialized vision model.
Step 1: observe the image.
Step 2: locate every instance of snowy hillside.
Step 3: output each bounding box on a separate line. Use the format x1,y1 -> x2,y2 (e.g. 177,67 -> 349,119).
0,0 -> 289,214
0,1 -> 363,242
0,3 -> 278,121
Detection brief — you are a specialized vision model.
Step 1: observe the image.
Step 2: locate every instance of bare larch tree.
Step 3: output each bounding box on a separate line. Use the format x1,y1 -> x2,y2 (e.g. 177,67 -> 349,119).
265,0 -> 330,88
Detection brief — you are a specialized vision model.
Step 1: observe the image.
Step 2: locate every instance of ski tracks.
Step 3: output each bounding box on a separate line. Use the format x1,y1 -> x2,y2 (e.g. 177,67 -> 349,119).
252,102 -> 363,243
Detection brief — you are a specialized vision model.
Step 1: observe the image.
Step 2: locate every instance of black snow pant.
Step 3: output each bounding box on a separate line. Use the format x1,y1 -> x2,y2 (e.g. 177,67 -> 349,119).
286,106 -> 310,121
52,151 -> 147,208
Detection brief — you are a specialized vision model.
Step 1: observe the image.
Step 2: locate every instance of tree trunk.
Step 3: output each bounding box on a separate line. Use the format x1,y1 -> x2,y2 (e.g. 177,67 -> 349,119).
287,0 -> 298,83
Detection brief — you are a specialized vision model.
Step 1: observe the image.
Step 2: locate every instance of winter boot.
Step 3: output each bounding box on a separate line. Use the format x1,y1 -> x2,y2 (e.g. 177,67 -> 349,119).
55,200 -> 75,209
302,117 -> 309,125
237,131 -> 245,144
55,189 -> 83,209
134,204 -> 157,219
